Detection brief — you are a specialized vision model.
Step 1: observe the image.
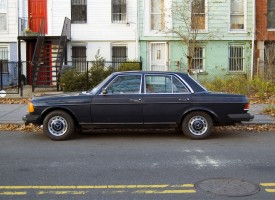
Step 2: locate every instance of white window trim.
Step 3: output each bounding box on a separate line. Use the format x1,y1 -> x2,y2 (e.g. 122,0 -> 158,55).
191,0 -> 209,33
111,0 -> 127,24
228,0 -> 247,33
191,46 -> 206,73
143,0 -> 172,36
0,44 -> 10,60
0,0 -> 8,32
228,44 -> 245,73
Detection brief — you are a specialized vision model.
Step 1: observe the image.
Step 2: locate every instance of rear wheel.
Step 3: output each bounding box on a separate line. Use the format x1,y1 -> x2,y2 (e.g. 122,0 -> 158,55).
182,111 -> 213,139
43,110 -> 75,141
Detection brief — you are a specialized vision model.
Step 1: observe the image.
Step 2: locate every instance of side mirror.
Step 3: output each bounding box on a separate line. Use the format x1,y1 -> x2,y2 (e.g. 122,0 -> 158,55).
102,88 -> 108,95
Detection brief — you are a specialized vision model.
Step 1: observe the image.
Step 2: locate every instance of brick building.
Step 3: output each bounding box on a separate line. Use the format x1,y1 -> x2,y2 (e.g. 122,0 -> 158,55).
255,0 -> 275,81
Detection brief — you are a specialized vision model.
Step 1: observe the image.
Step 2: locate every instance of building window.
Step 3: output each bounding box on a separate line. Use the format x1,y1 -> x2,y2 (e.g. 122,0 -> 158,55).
191,47 -> 205,72
0,0 -> 7,31
112,0 -> 127,23
112,46 -> 127,69
0,46 -> 8,72
71,0 -> 87,24
229,45 -> 244,72
230,0 -> 244,30
191,0 -> 205,30
72,46 -> 86,72
112,46 -> 127,62
151,0 -> 164,31
268,0 -> 275,29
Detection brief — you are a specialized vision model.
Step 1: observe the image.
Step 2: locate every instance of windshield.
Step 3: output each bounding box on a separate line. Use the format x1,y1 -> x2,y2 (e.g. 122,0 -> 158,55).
86,74 -> 113,95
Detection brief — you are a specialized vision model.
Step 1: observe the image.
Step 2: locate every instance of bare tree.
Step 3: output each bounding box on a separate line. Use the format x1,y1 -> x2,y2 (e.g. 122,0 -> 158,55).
166,0 -> 219,73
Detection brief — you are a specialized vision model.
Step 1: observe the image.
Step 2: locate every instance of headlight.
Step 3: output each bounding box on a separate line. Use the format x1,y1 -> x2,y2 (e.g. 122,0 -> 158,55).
28,102 -> 35,113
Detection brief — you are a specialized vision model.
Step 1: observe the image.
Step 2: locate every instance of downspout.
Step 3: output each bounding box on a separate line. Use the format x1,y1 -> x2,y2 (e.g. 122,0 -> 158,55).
136,0 -> 140,62
251,0 -> 256,79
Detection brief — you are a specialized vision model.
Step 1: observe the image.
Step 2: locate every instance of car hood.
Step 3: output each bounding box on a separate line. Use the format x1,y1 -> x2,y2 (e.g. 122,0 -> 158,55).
31,92 -> 92,104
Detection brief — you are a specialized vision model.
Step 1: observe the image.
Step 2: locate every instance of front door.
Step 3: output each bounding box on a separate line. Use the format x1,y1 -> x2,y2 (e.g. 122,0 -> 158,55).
29,0 -> 47,33
150,42 -> 168,71
91,74 -> 143,124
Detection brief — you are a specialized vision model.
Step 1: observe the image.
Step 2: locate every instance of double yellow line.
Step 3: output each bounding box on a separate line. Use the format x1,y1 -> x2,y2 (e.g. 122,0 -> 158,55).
0,184 -> 196,195
260,183 -> 275,193
2,183 -> 275,196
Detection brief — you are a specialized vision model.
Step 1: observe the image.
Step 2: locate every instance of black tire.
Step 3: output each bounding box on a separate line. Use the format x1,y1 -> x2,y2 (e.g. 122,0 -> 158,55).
182,111 -> 213,139
43,110 -> 75,141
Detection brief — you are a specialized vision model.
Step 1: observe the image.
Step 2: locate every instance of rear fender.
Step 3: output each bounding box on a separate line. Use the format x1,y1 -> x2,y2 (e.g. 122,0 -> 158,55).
178,107 -> 219,125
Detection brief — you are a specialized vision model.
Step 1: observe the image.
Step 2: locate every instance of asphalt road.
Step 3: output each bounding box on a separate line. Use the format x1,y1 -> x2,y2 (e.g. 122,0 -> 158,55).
0,129 -> 275,200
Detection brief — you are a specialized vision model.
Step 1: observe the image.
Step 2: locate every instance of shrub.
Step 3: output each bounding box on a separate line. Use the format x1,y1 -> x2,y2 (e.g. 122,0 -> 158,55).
248,77 -> 275,100
117,60 -> 141,71
202,75 -> 248,95
202,75 -> 275,101
60,69 -> 88,92
60,50 -> 113,92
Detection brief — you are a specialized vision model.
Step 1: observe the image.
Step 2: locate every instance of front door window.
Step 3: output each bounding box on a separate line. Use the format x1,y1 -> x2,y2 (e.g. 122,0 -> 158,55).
106,75 -> 141,94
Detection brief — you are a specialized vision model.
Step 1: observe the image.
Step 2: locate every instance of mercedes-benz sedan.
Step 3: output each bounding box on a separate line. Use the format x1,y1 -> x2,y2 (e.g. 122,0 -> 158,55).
23,71 -> 254,140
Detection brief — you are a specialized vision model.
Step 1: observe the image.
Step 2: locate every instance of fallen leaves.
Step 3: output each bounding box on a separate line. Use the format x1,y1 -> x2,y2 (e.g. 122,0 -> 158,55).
262,105 -> 275,117
0,98 -> 30,104
214,124 -> 275,132
0,123 -> 274,132
0,124 -> 42,132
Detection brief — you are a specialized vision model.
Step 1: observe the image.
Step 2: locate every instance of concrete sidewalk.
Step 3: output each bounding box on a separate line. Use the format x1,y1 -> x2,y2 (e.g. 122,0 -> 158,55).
0,103 -> 274,125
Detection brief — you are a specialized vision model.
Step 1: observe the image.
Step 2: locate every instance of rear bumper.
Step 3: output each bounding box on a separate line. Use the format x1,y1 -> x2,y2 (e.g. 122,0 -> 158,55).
227,113 -> 254,122
22,114 -> 41,125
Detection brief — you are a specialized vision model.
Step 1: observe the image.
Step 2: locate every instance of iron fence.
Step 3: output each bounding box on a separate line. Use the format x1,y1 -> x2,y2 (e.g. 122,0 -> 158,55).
60,60 -> 142,91
0,61 -> 21,95
63,60 -> 141,73
0,60 -> 141,96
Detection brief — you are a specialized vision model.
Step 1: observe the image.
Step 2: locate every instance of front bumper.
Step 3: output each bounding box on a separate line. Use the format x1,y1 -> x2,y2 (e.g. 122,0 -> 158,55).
227,113 -> 254,122
22,114 -> 41,125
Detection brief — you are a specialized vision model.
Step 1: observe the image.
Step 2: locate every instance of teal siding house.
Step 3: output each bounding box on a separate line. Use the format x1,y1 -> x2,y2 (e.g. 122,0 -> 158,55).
138,0 -> 255,81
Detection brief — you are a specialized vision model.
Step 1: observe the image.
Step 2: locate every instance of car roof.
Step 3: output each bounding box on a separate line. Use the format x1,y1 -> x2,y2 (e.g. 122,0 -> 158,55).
112,71 -> 189,77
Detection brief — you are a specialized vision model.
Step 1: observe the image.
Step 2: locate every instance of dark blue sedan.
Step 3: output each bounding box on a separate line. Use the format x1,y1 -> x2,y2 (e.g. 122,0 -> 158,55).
23,71 -> 254,140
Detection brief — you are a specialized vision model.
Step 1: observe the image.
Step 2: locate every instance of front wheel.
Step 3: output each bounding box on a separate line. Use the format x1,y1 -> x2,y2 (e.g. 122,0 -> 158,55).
43,110 -> 75,141
182,111 -> 213,139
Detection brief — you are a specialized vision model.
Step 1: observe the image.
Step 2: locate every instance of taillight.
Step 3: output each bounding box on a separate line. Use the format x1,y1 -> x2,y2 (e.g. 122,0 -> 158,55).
244,103 -> 250,111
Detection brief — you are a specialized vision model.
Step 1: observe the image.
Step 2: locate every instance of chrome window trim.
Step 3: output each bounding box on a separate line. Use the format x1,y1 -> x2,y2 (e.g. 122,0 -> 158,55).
175,74 -> 194,93
186,74 -> 208,92
100,74 -> 142,95
144,74 -> 193,94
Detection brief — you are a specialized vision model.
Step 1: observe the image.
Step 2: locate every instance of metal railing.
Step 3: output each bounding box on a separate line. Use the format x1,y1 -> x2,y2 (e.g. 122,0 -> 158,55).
55,17 -> 71,90
59,60 -> 142,91
0,61 -> 20,94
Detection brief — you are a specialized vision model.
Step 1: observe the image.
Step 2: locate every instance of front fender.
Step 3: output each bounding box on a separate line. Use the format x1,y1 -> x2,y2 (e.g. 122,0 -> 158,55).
40,106 -> 79,125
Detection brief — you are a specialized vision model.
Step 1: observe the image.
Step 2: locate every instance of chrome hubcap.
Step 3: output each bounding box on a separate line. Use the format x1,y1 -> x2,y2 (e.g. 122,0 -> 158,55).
188,116 -> 208,135
48,116 -> 68,136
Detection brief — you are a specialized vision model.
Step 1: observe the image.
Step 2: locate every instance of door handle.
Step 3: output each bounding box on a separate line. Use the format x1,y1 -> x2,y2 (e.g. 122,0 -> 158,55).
130,99 -> 142,103
179,98 -> 190,102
